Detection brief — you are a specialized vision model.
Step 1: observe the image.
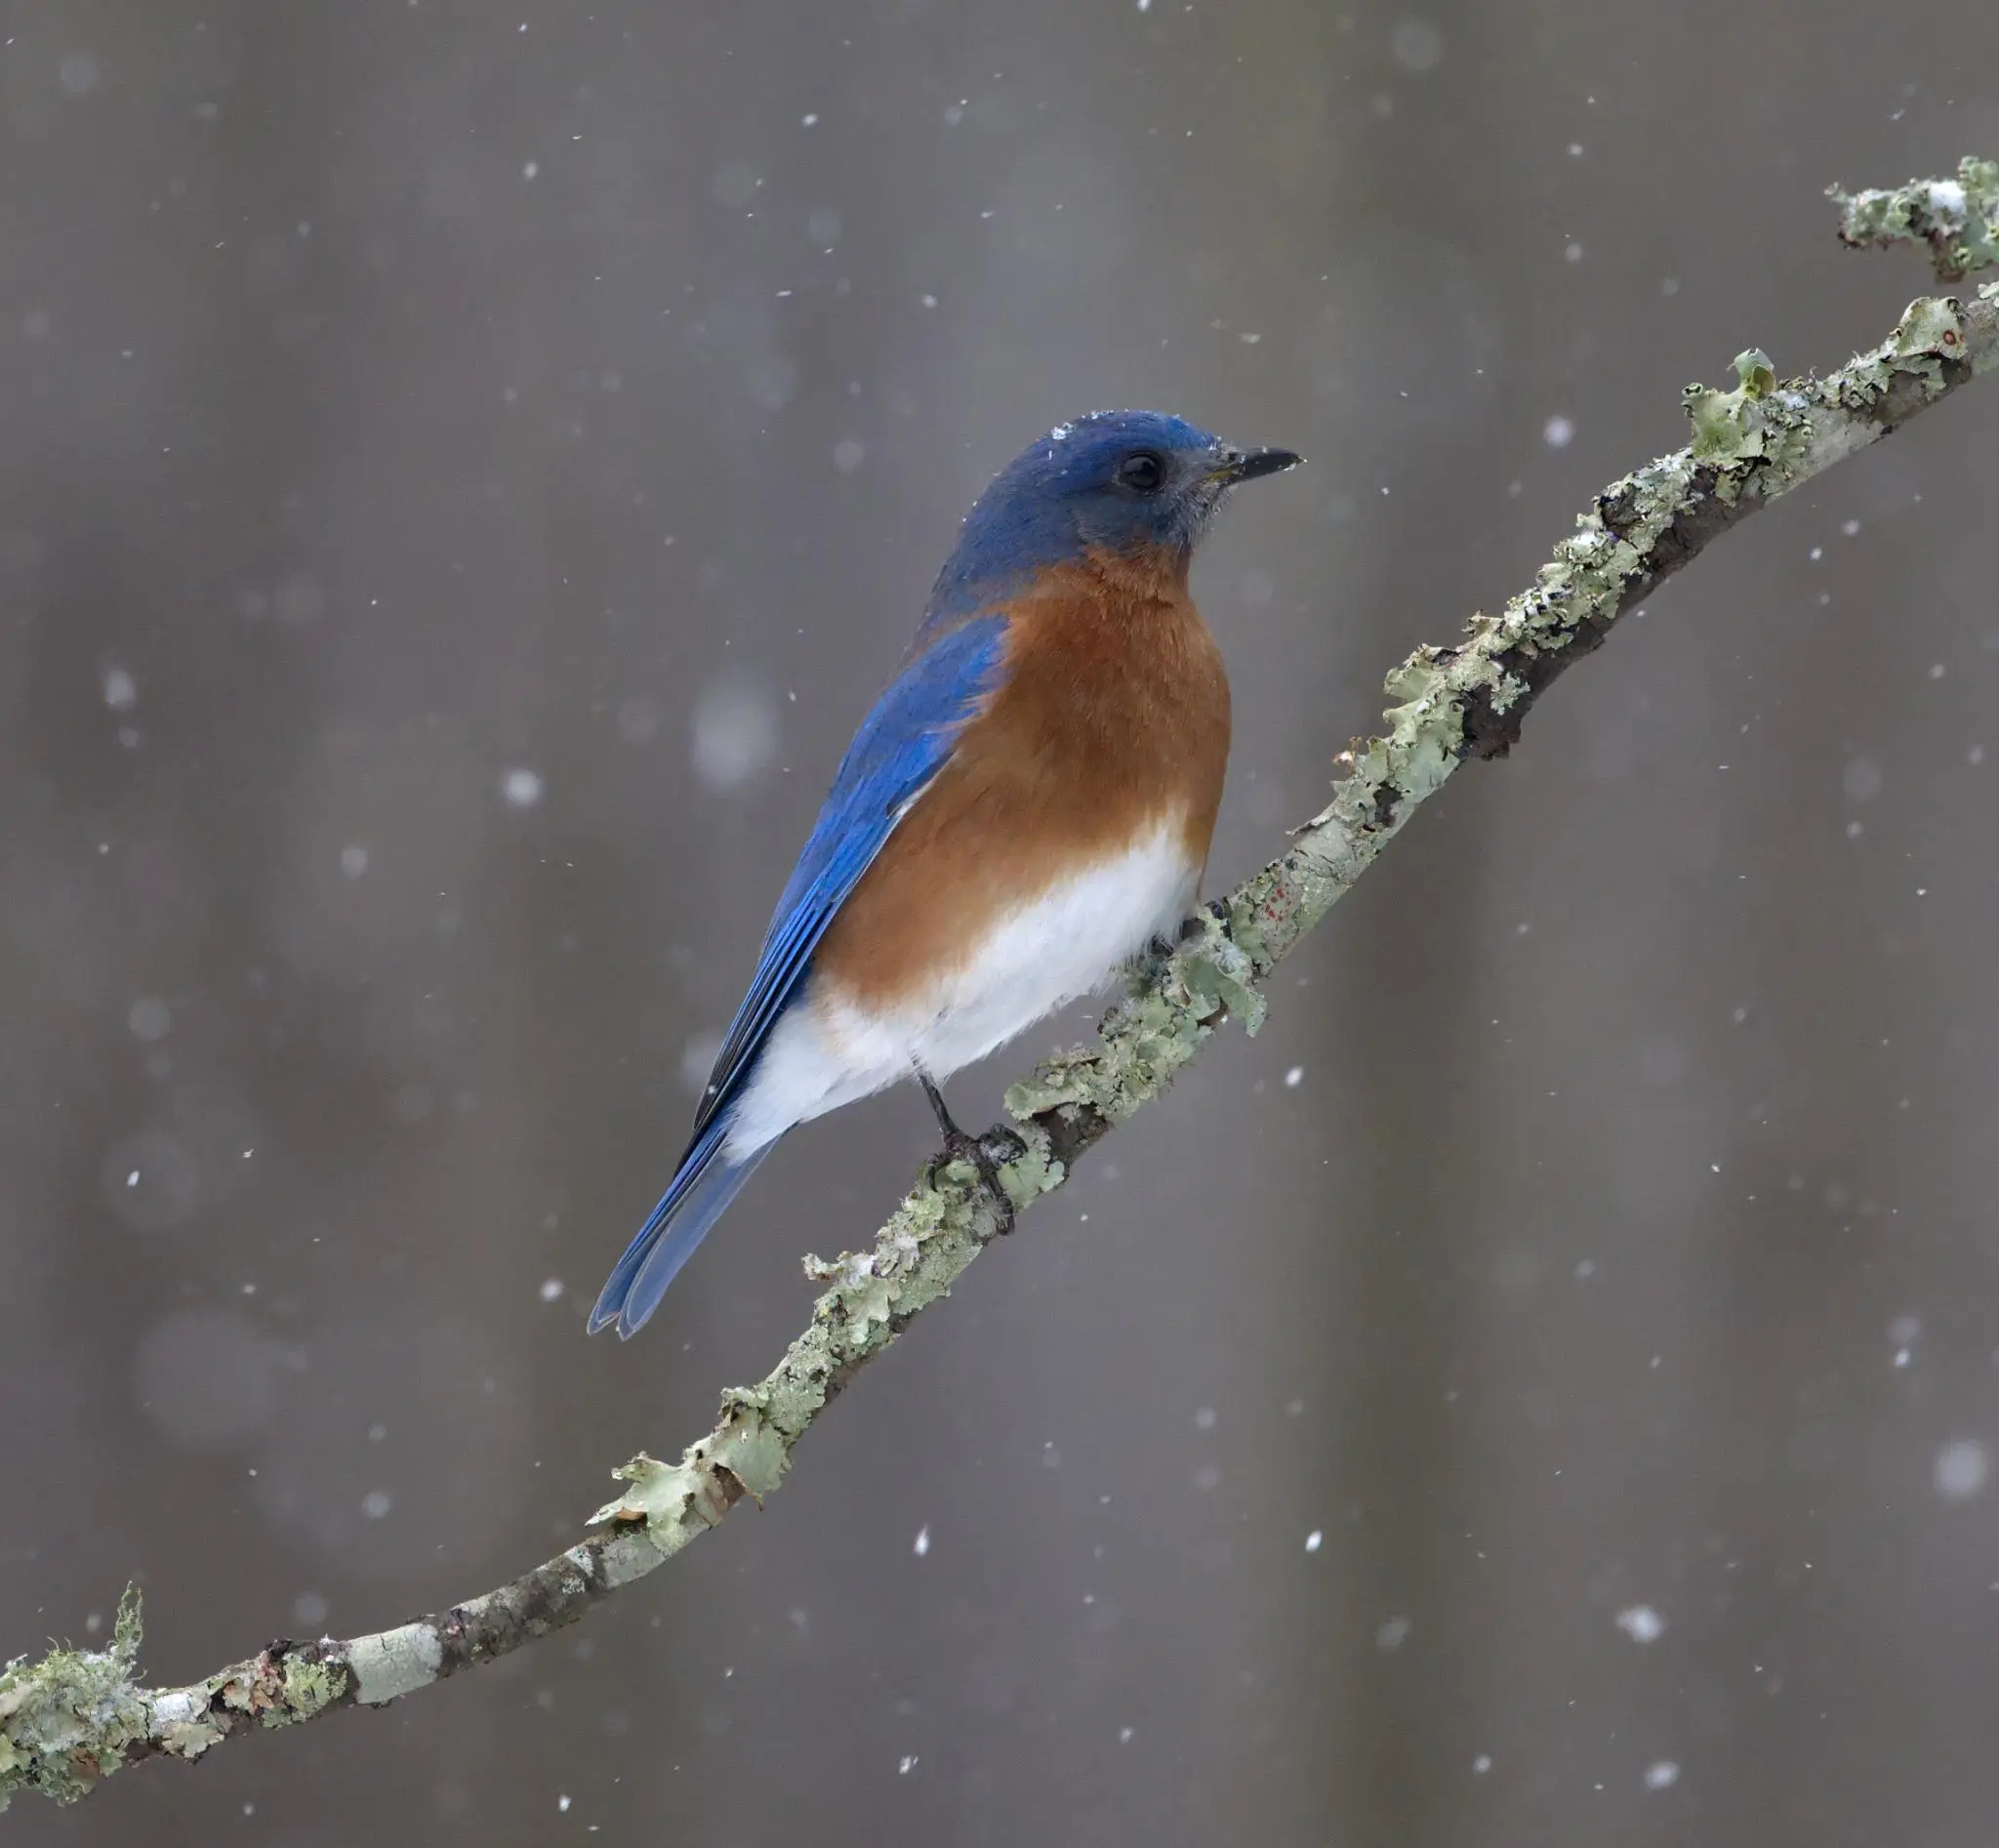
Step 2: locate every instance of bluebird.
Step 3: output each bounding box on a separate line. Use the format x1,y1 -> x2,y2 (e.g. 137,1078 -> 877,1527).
592,410 -> 1300,1336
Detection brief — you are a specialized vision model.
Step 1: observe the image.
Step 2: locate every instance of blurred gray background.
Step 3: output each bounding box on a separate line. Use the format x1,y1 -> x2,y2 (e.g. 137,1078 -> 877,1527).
4,1 -> 1998,1843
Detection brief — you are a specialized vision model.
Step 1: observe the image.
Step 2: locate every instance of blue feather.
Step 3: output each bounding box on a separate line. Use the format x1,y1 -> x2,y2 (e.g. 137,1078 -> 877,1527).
691,611 -> 1010,1137
589,1120 -> 768,1336
592,612 -> 1011,1332
920,410 -> 1220,630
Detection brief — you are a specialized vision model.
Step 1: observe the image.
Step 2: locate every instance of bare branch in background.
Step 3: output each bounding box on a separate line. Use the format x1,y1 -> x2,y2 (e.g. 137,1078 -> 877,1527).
5,158 -> 1996,1814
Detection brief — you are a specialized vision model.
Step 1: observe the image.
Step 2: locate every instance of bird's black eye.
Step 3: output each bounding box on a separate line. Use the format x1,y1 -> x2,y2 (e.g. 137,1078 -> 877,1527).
1116,450 -> 1165,494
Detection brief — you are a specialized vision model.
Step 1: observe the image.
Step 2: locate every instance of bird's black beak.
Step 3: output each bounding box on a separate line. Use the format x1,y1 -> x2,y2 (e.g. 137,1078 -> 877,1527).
1210,446 -> 1304,485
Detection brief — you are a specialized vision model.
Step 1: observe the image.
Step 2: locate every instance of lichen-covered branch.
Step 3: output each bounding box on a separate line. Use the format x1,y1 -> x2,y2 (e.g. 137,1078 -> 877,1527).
6,161 -> 1996,1815
1831,154 -> 1999,283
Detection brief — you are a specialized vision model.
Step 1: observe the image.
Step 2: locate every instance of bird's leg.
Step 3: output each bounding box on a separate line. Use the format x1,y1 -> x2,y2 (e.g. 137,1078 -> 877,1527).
916,1067 -> 1021,1236
918,1071 -> 963,1141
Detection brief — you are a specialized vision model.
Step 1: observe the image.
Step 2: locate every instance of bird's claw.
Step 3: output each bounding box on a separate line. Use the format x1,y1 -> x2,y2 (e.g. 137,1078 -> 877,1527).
930,1126 -> 1026,1238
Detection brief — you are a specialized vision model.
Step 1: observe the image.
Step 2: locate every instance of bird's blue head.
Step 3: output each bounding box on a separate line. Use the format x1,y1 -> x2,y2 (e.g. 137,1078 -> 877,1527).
926,409 -> 1301,620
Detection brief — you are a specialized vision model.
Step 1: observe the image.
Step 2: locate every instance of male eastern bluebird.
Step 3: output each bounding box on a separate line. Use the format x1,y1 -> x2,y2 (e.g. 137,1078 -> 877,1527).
591,409 -> 1300,1336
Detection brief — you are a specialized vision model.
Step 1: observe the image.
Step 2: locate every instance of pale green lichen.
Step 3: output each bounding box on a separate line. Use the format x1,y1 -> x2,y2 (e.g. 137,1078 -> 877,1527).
1833,156 -> 1999,282
0,1587 -> 363,1810
1378,652 -> 1465,801
734,1350 -> 833,1441
267,1654 -> 346,1724
994,1120 -> 1064,1205
1683,348 -> 1816,489
155,1715 -> 224,1760
0,1587 -> 147,1809
999,913 -> 1261,1127
591,1450 -> 735,1541
705,1404 -> 789,1501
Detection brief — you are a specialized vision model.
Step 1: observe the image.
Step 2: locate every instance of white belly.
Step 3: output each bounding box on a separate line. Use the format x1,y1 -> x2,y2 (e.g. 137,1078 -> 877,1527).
724,819 -> 1201,1157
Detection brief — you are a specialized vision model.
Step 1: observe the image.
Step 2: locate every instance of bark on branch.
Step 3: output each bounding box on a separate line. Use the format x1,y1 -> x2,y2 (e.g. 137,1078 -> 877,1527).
5,156 -> 1997,1814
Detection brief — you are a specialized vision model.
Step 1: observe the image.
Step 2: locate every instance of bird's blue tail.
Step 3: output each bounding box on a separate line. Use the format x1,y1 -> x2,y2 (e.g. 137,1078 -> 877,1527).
590,1118 -> 771,1338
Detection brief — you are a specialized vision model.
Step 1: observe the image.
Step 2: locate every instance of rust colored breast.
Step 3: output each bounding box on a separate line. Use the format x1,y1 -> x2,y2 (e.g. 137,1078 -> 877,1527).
816,548 -> 1231,1009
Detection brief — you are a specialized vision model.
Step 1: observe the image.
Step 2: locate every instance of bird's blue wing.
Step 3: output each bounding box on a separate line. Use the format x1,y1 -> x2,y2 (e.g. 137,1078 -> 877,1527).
592,613 -> 1011,1336
689,612 -> 1011,1137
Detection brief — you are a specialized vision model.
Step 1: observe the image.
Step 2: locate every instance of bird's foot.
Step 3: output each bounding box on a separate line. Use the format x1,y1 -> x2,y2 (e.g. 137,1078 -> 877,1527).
1145,908 -> 1217,963
931,1126 -> 1027,1237
918,1071 -> 1023,1236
